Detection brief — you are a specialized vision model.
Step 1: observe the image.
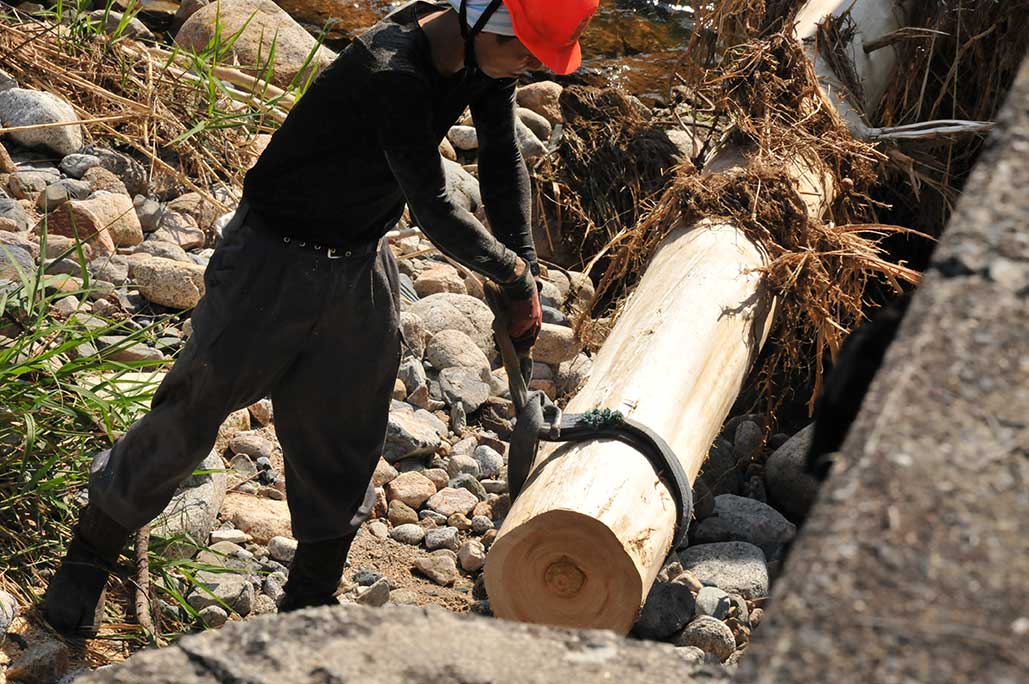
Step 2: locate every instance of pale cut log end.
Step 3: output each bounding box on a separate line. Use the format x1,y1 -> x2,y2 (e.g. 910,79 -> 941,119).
484,509 -> 643,634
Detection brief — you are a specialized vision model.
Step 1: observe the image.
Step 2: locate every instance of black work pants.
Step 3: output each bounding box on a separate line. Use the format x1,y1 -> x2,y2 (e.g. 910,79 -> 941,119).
88,203 -> 402,543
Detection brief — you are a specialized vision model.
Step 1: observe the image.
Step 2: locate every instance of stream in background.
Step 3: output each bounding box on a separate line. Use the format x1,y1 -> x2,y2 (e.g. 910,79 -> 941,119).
275,0 -> 696,102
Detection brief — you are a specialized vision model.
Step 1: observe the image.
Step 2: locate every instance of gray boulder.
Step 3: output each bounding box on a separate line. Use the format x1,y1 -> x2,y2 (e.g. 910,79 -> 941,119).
634,580 -> 696,640
0,198 -> 29,232
129,256 -> 206,308
679,542 -> 769,600
692,494 -> 796,557
426,329 -> 491,381
60,153 -> 101,179
673,616 -> 736,662
472,445 -> 504,479
0,88 -> 82,155
409,293 -> 495,361
764,423 -> 819,521
78,604 -> 729,684
0,589 -> 16,635
694,586 -> 731,620
0,238 -> 33,281
440,366 -> 490,413
187,570 -> 254,616
383,406 -> 442,462
151,450 -> 227,560
175,0 -> 335,89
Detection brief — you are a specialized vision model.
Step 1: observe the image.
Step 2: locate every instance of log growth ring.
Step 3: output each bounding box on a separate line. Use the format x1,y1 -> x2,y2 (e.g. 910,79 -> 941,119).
484,509 -> 642,633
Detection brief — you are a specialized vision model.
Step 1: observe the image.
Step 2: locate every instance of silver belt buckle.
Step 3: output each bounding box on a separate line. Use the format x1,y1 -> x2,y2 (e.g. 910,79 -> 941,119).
327,247 -> 351,259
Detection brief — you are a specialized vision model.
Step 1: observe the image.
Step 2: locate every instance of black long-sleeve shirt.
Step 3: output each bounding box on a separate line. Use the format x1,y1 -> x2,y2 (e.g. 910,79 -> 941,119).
242,0 -> 536,283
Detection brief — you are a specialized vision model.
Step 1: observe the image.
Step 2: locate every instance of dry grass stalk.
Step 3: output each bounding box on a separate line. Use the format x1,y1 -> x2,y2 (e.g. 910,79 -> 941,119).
0,16 -> 288,210
875,0 -> 1029,236
556,3 -> 929,417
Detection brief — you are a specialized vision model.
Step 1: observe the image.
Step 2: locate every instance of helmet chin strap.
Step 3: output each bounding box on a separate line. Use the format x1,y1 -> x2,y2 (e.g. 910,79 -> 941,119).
459,0 -> 505,74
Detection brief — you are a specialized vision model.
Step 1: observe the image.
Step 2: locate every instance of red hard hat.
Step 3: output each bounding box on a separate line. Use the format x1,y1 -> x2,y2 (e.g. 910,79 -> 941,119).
504,0 -> 599,75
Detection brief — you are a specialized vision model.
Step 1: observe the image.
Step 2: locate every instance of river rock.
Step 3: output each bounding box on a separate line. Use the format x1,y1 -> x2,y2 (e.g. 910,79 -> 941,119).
0,236 -> 33,280
674,616 -> 736,661
5,636 -> 70,683
414,552 -> 459,586
447,125 -> 478,151
764,423 -> 819,521
409,293 -> 495,361
0,589 -> 16,635
372,458 -> 399,488
516,119 -> 547,161
60,153 -> 100,179
152,209 -> 204,250
198,605 -> 228,628
0,88 -> 82,155
446,453 -> 480,479
436,136 -> 457,161
219,492 -> 291,544
268,536 -> 297,564
81,146 -> 148,196
426,329 -> 490,381
0,197 -> 29,231
175,0 -> 335,89
188,570 -> 254,616
533,323 -> 583,364
89,255 -> 129,285
634,580 -> 696,640
150,450 -> 227,560
679,542 -> 769,599
472,445 -> 504,479
449,473 -> 487,501
39,193 -> 142,254
246,398 -> 273,426
556,353 -> 592,396
83,166 -> 129,196
384,471 -> 436,509
458,540 -> 486,571
383,407 -> 442,462
415,263 -> 467,297
694,586 -> 731,620
692,494 -> 796,557
129,256 -> 206,308
400,310 -> 428,358
516,81 -> 563,125
424,526 -> 460,551
228,431 -> 276,461
445,159 -> 483,217
97,335 -> 164,362
168,192 -> 220,233
733,419 -> 763,462
8,169 -> 55,200
35,179 -> 92,212
88,9 -> 154,40
440,366 -> 490,413
697,437 -> 740,502
390,523 -> 425,546
133,239 -> 191,262
427,487 -> 478,517
356,578 -> 391,607
517,106 -> 552,143
388,499 -> 419,526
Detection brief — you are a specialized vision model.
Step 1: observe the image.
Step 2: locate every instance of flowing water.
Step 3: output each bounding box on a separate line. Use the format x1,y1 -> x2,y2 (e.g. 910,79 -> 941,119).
276,0 -> 695,101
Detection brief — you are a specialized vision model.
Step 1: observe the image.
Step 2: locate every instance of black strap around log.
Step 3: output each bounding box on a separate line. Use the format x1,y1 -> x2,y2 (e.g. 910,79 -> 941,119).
484,281 -> 694,551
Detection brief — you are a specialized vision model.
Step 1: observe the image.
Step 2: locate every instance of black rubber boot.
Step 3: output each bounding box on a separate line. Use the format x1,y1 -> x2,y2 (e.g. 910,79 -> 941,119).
42,505 -> 132,637
277,534 -> 355,612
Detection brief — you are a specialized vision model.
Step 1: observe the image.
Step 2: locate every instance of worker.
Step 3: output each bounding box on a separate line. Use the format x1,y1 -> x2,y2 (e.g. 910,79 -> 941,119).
43,0 -> 600,635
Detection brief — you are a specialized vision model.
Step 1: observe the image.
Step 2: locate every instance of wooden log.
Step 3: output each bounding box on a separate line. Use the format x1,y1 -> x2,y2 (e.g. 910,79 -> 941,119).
486,217 -> 776,631
485,0 -> 908,633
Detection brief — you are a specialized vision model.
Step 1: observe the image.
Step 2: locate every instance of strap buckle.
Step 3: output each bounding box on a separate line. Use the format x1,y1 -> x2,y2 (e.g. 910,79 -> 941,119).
326,247 -> 352,259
